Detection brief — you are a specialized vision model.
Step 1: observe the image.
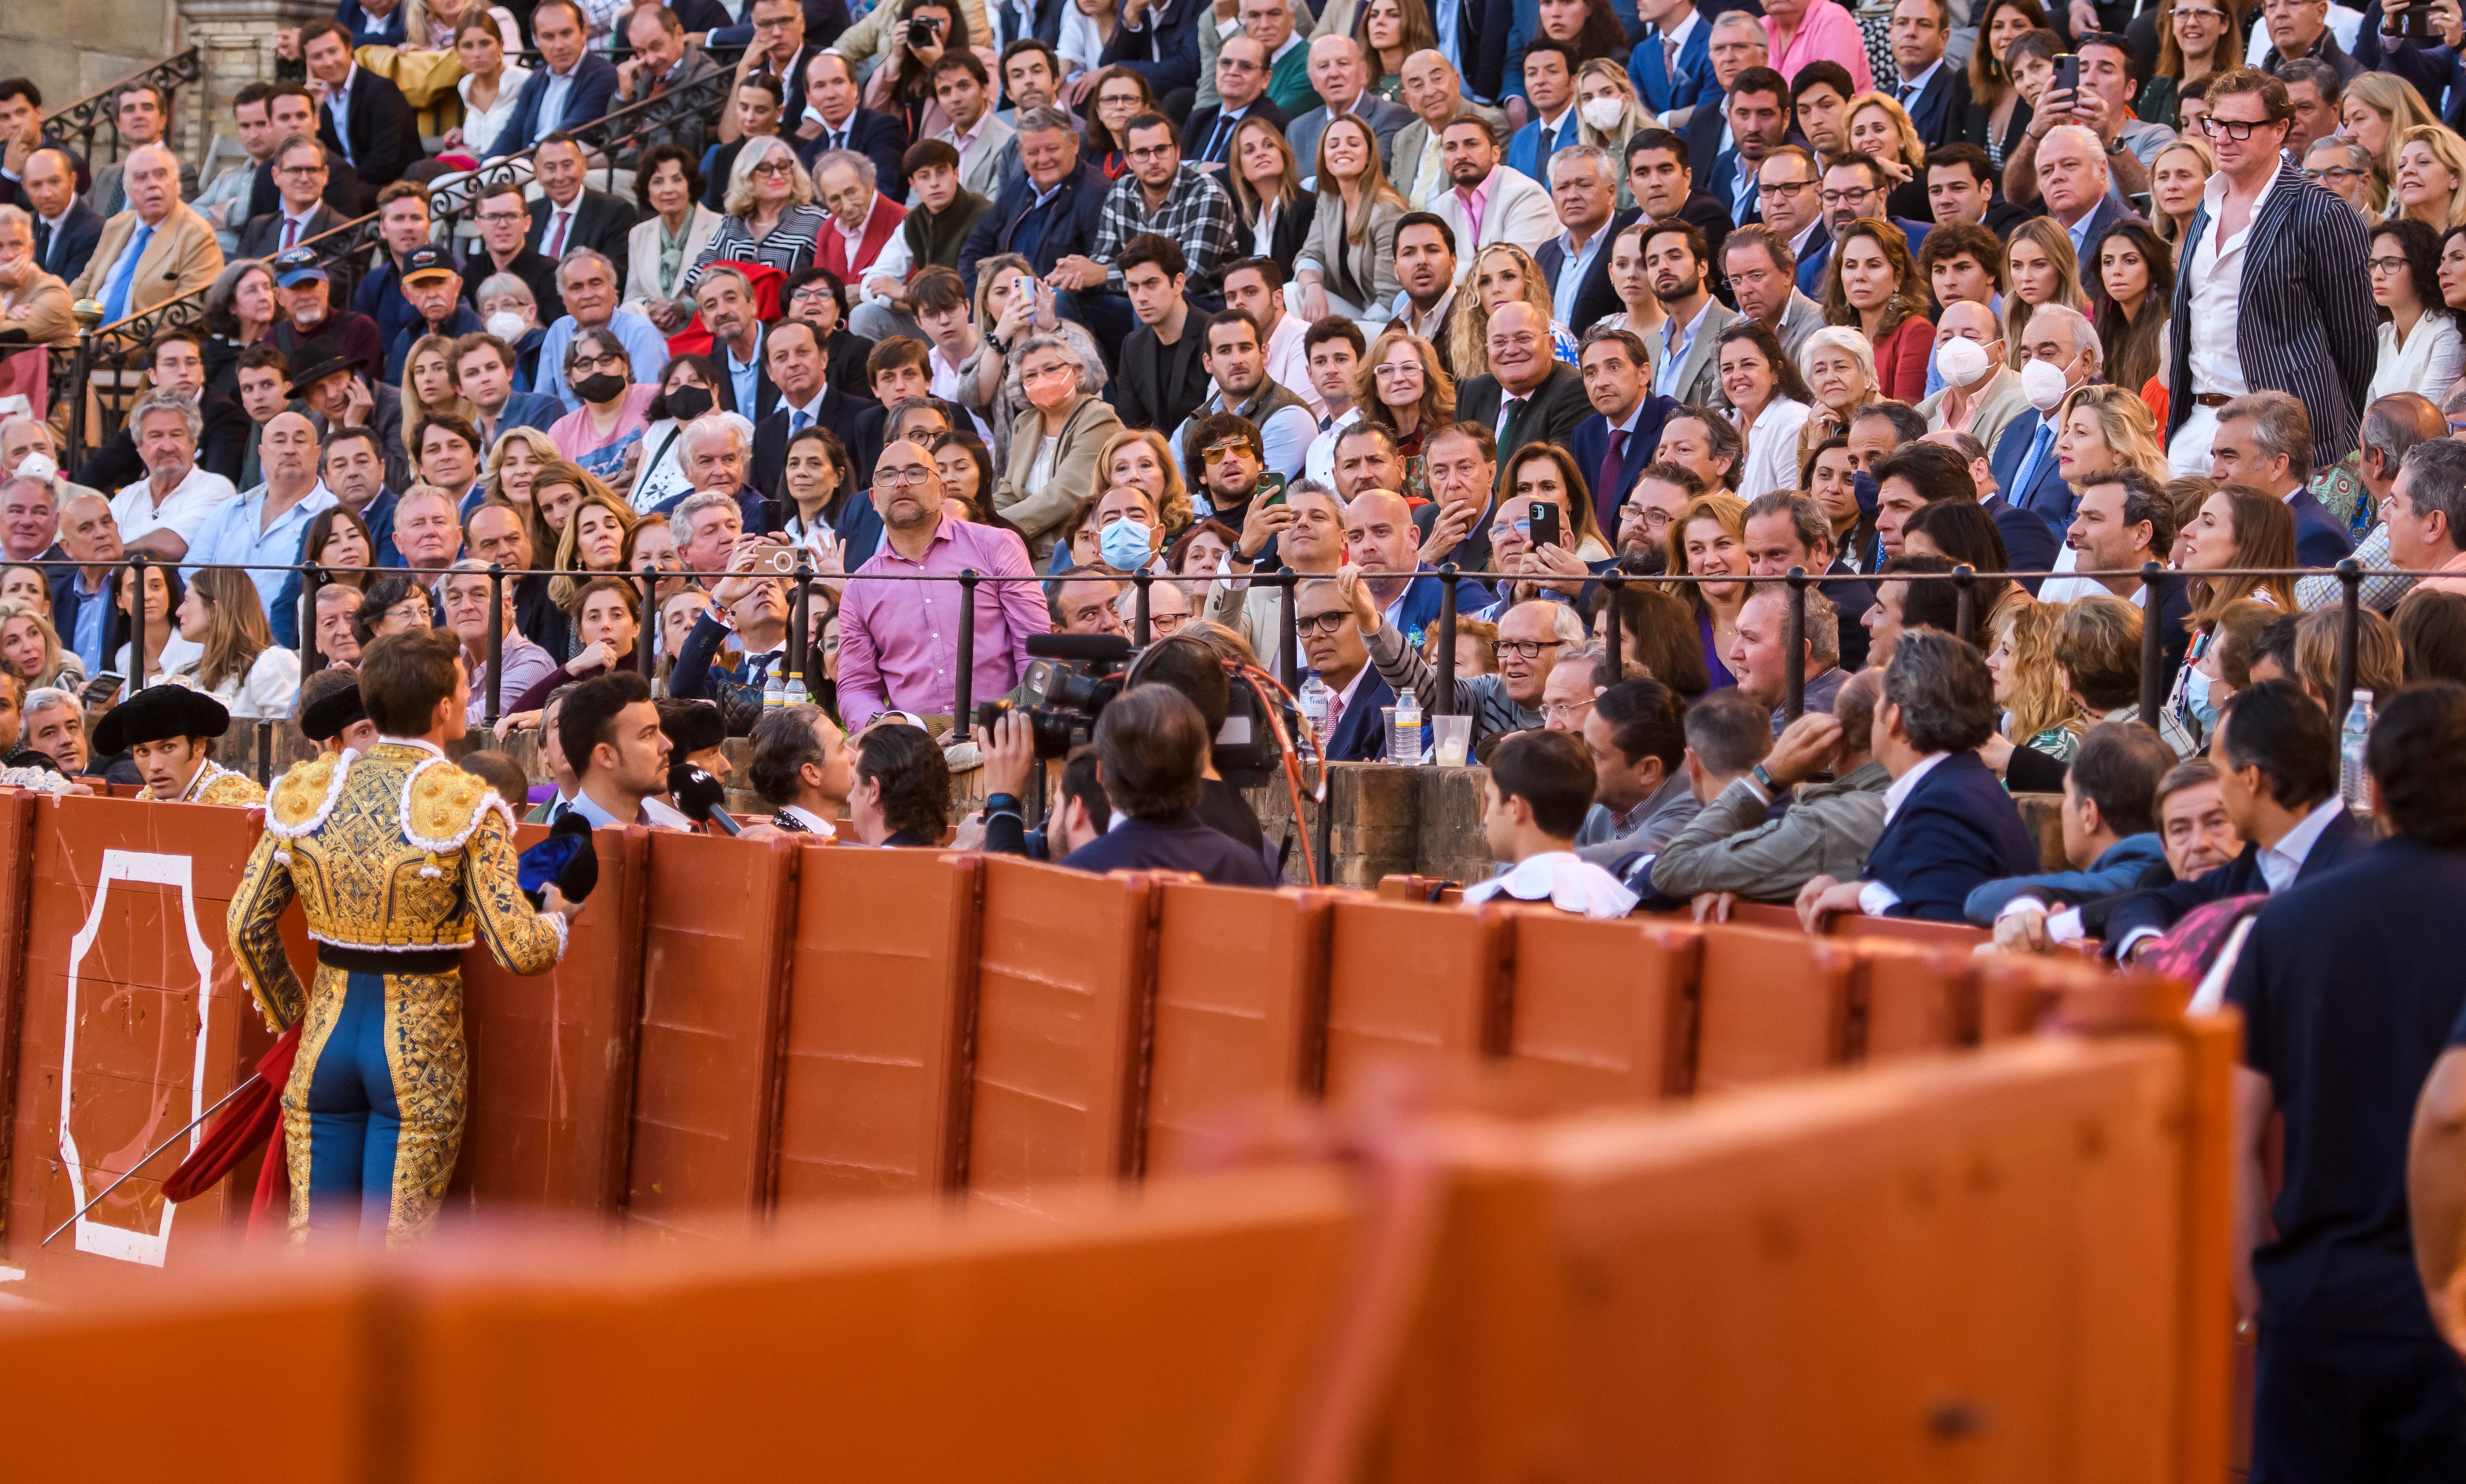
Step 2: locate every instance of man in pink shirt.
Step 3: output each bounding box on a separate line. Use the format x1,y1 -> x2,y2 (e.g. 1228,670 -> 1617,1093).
835,437 -> 1047,726
1764,0 -> 1872,94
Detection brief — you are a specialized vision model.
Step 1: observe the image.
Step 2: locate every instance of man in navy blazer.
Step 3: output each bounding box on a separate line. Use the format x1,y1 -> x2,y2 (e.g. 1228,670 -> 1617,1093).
1884,0 -> 1972,147
496,1 -> 623,157
300,19 -> 424,189
2102,679 -> 2368,960
1098,0 -> 1208,99
1566,326 -> 1679,537
1057,687 -> 1278,885
956,109 -> 1109,290
792,51 -> 908,196
2221,684 -> 2466,1483
28,173 -> 104,284
1299,579 -> 1399,763
1799,629 -> 2039,925
1535,202 -> 1637,338
332,0 -> 408,47
1627,0 -> 1715,119
1990,304 -> 2102,528
2208,391 -> 2359,569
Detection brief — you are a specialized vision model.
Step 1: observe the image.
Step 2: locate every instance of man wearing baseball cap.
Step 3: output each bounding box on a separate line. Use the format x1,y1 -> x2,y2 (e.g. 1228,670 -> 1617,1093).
93,684 -> 266,805
268,246 -> 382,378
384,243 -> 481,381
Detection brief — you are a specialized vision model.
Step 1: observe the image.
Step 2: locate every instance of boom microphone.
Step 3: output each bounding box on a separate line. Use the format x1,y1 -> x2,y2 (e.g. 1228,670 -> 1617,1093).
667,761 -> 743,836
1025,633 -> 1134,663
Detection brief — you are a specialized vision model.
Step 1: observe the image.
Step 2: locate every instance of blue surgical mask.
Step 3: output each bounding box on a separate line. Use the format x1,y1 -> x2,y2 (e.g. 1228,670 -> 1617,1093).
1099,517 -> 1153,572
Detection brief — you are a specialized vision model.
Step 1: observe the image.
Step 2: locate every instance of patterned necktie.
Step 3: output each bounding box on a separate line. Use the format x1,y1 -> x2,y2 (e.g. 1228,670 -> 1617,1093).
1662,32 -> 1679,77
1596,429 -> 1628,514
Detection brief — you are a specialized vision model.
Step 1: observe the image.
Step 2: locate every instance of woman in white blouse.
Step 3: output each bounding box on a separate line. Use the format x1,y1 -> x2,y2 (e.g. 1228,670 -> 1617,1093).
2367,217 -> 2466,406
166,567 -> 299,722
446,19 -> 531,159
1225,117 -> 1317,270
1717,322 -> 1814,501
623,145 -> 724,333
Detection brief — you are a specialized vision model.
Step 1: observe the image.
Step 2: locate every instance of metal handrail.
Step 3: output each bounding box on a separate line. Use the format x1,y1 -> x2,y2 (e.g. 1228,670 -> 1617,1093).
37,47 -> 205,172
49,61 -> 738,455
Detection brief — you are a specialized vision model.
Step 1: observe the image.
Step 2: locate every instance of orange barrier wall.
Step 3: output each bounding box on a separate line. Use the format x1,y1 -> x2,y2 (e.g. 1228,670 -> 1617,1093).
0,792 -> 35,1250
771,847 -> 981,1204
1321,900 -> 1506,1101
3,796 -> 291,1276
1692,926 -> 1857,1091
1501,914 -> 1701,1103
1144,883 -> 1330,1174
450,825 -> 652,1217
623,832 -> 801,1238
966,856 -> 1155,1205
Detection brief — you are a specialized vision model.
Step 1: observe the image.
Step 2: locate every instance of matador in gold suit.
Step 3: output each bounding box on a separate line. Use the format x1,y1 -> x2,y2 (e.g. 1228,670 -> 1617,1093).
226,738 -> 566,1245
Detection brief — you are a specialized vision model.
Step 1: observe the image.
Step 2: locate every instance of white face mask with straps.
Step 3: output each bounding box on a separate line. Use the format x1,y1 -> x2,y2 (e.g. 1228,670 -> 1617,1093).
2021,353 -> 2072,412
1933,335 -> 1991,389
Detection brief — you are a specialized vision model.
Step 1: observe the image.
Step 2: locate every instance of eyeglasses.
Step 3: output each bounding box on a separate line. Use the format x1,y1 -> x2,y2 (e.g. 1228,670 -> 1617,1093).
1200,439 -> 1254,463
750,160 -> 796,179
1493,638 -> 1566,659
1818,186 -> 1877,206
788,284 -> 835,303
874,467 -> 935,487
1761,178 -> 1816,195
1124,144 -> 1177,162
571,353 -> 627,371
276,163 -> 325,176
2200,115 -> 2276,141
1295,612 -> 1353,637
2306,166 -> 2366,183
2368,255 -> 2412,273
1625,506 -> 1675,531
1541,697 -> 1596,722
383,601 -> 429,622
2174,4 -> 2226,17
1375,361 -> 1423,378
477,210 -> 526,224
1488,332 -> 1540,352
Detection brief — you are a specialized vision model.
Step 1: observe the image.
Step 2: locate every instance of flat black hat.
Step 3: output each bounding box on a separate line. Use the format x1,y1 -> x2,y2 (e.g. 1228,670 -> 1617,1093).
93,684 -> 231,755
656,697 -> 726,757
283,335 -> 365,397
297,677 -> 367,743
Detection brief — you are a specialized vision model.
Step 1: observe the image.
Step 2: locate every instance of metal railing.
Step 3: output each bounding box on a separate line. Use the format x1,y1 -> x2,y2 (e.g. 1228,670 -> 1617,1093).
48,60 -> 737,456
37,46 -> 205,175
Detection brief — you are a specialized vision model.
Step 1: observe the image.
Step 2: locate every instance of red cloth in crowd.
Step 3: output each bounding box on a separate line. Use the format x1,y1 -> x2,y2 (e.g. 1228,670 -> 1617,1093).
1871,315 -> 1935,403
819,194 -> 908,288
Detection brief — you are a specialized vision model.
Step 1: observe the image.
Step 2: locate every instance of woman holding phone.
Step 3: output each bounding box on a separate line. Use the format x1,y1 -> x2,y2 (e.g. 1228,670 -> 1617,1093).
956,253 -> 1106,466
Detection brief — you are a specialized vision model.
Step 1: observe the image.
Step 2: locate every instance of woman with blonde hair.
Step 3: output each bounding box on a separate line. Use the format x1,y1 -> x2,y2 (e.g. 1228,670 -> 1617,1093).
2137,0 -> 2240,127
2001,217 -> 2089,367
1796,325 -> 1879,471
1573,62 -> 1654,194
1355,328 -> 1455,495
1985,599 -> 2082,763
2148,137 -> 2215,247
401,333 -> 477,435
958,252 -> 1108,467
1296,115 -> 1408,323
1091,427 -> 1194,536
2343,75 -> 2444,211
1355,0 -> 1437,98
1225,116 -> 1315,263
686,134 -> 831,289
1822,220 -> 1932,400
1845,92 -> 1930,218
2057,592 -> 2198,754
2051,383 -> 2168,489
1448,242 -> 1579,376
1664,490 -> 1750,689
167,567 -> 298,720
2395,125 -> 2466,232
0,601 -> 82,691
484,424 -> 559,525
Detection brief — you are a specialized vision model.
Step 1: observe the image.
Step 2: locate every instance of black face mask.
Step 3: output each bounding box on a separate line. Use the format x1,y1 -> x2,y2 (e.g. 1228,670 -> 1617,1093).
663,385 -> 713,421
575,372 -> 627,403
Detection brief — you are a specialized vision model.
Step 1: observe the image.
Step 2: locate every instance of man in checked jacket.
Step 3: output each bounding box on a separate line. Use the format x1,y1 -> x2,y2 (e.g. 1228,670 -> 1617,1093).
2163,67 -> 2375,478
1043,110 -> 1239,355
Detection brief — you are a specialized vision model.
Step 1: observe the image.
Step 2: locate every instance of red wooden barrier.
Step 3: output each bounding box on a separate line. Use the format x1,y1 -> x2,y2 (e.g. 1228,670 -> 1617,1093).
623,832 -> 800,1237
1321,900 -> 1506,1100
772,848 -> 981,1204
0,790 -> 36,1250
1144,883 -> 1331,1174
1502,913 -> 1701,1102
1693,926 -> 1856,1092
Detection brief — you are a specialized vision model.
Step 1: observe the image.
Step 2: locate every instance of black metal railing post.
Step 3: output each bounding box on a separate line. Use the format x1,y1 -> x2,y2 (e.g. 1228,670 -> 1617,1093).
485,563 -> 505,727
1133,569 -> 1152,645
792,552 -> 813,691
126,556 -> 145,687
1277,566 -> 1298,689
299,563 -> 323,674
636,567 -> 657,680
1434,565 -> 1458,717
1784,566 -> 1808,723
2139,561 -> 2165,729
2335,559 -> 2362,722
1952,564 -> 1977,649
1603,569 -> 1624,675
954,570 -> 978,740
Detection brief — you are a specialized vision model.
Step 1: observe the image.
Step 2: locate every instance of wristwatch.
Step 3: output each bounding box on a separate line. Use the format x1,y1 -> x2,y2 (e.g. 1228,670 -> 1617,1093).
1751,763 -> 1783,796
984,792 -> 1022,815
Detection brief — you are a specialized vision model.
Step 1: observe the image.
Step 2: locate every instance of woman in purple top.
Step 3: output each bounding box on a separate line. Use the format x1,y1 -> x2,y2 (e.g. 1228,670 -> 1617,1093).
1669,489 -> 1747,690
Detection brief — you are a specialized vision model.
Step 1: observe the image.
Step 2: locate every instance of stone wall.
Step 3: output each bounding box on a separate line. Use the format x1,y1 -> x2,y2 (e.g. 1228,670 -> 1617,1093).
4,0 -> 181,134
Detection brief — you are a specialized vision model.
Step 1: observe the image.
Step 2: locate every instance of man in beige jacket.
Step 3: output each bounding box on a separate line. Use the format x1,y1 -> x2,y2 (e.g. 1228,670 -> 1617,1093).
69,144 -> 225,327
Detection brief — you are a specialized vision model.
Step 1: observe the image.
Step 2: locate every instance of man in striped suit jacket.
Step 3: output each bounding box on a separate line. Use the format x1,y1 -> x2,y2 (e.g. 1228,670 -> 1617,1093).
2163,68 -> 2374,476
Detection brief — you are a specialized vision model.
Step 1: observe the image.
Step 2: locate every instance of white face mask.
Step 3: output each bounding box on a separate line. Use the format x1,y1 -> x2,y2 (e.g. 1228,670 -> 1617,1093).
485,310 -> 528,341
12,451 -> 57,482
2020,354 -> 2070,413
1579,97 -> 1627,132
1933,335 -> 1991,389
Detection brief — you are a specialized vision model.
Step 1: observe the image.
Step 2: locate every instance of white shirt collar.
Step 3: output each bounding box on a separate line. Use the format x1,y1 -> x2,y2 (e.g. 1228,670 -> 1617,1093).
1333,663 -> 1371,708
835,196 -> 879,241
1880,750 -> 1951,828
1897,56 -> 1945,94
2258,795 -> 2345,892
781,802 -> 839,835
1659,9 -> 1698,43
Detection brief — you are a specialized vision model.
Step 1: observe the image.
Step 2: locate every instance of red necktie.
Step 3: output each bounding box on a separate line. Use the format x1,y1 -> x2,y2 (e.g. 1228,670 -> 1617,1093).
283,217 -> 299,250
1596,429 -> 1628,525
546,211 -> 571,259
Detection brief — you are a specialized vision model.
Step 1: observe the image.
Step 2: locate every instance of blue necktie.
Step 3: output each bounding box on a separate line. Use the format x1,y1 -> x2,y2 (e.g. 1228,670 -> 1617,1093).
790,407 -> 811,433
99,221 -> 155,325
2012,421 -> 2055,509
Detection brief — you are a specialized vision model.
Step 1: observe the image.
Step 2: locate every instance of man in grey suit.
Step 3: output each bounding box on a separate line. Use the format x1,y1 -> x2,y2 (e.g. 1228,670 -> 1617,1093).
1722,224 -> 1825,364
1286,36 -> 1413,188
1643,217 -> 1738,408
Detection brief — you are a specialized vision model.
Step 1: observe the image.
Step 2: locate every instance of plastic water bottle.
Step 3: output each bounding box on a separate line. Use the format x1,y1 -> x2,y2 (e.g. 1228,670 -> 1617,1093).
763,664 -> 786,712
1299,670 -> 1333,750
1389,685 -> 1424,764
784,670 -> 809,707
2341,688 -> 2375,819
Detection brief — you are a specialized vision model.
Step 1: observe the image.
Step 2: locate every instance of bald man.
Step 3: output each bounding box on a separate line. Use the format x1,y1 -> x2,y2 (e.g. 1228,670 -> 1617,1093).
1343,487 -> 1449,641
1916,299 -> 2027,456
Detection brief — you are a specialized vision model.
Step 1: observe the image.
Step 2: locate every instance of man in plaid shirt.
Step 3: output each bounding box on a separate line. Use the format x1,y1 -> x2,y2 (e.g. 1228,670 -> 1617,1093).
1045,109 -> 1239,354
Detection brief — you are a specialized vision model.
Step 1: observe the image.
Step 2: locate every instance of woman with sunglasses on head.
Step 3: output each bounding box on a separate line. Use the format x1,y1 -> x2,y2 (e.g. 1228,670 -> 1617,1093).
686,136 -> 832,291
1355,329 -> 1456,501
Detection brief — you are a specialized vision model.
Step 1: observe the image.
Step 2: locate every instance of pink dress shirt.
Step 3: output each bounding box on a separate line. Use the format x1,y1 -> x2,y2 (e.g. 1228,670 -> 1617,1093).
835,512 -> 1047,724
1767,1 -> 1873,93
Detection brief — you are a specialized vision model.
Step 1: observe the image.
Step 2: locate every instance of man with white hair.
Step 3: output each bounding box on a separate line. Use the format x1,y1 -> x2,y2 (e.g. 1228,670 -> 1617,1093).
812,150 -> 914,341
0,475 -> 54,563
2303,133 -> 2376,219
673,487 -> 747,576
1287,35 -> 1412,185
535,247 -> 672,412
1988,301 -> 2102,530
68,143 -> 224,325
2028,124 -> 2137,273
22,686 -> 92,776
653,416 -> 764,532
109,387 -> 240,562
1916,300 -> 2026,457
1388,50 -> 1507,211
1535,146 -> 1631,334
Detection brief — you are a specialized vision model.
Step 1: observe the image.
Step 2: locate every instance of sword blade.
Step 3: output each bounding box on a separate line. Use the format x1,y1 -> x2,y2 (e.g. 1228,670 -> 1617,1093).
40,1072 -> 266,1248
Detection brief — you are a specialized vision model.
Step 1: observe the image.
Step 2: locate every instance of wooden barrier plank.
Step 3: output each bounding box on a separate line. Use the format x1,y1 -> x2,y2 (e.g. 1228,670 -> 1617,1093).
450,824 -> 651,1219
5,798 -> 289,1276
773,849 -> 981,1204
1693,927 -> 1855,1092
1502,913 -> 1699,1104
624,832 -> 800,1237
0,790 -> 40,1251
967,857 -> 1155,1207
1322,900 -> 1504,1100
1855,940 -> 1976,1063
1145,884 -> 1330,1174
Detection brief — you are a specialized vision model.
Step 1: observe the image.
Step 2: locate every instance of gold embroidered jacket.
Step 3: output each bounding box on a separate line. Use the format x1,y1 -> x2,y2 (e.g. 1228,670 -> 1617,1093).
144,759 -> 267,806
226,743 -> 567,1031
